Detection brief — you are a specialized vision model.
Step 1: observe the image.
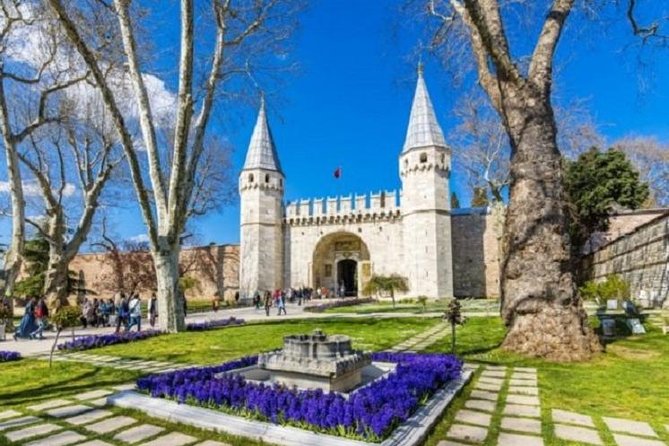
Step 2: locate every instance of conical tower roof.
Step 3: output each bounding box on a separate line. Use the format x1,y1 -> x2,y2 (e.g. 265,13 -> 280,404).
243,97 -> 283,173
402,65 -> 447,153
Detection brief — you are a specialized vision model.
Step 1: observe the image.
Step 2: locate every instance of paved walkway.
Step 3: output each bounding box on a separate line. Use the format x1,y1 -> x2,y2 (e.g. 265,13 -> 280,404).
36,352 -> 197,374
438,366 -> 668,446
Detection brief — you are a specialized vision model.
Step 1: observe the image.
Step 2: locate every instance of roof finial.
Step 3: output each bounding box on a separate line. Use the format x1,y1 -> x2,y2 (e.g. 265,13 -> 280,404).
417,57 -> 424,77
260,91 -> 266,109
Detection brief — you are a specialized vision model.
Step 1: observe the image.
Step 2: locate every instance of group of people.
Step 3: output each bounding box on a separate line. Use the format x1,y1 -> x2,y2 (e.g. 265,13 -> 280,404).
11,291 -> 160,341
13,297 -> 49,340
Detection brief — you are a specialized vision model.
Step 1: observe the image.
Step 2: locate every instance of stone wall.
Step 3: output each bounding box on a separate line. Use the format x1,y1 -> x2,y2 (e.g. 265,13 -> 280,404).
582,211 -> 669,308
69,244 -> 240,302
450,207 -> 504,298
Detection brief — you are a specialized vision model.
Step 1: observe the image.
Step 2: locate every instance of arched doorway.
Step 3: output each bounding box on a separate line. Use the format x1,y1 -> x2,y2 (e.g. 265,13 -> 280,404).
311,232 -> 370,296
337,259 -> 358,296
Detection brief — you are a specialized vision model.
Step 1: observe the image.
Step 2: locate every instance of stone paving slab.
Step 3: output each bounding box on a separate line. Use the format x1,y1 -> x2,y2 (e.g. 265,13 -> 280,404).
437,441 -> 469,446
500,416 -> 541,434
113,383 -> 137,391
508,386 -> 538,396
503,404 -> 541,418
514,367 -> 537,373
139,432 -> 198,446
45,404 -> 93,418
75,389 -> 114,401
464,399 -> 496,412
454,409 -> 491,427
497,432 -> 543,446
0,410 -> 22,420
484,365 -> 507,371
0,415 -> 40,431
26,399 -> 73,412
24,430 -> 87,446
603,417 -> 658,438
193,441 -> 232,446
552,409 -> 596,428
470,390 -> 498,401
475,382 -> 502,392
64,409 -> 113,425
554,423 -> 603,445
506,394 -> 540,406
509,376 -> 537,383
114,424 -> 165,443
446,423 -> 488,444
88,398 -> 109,407
86,416 -> 137,434
76,441 -> 115,446
612,433 -> 666,446
5,423 -> 62,442
480,370 -> 506,378
509,379 -> 537,387
477,377 -> 504,386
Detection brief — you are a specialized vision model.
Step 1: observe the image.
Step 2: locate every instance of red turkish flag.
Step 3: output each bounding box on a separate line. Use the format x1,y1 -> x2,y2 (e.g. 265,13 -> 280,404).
334,167 -> 342,179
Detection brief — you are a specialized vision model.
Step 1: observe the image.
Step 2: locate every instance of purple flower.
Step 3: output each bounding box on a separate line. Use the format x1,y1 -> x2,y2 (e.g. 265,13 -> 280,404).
0,351 -> 21,362
136,351 -> 462,441
57,330 -> 163,352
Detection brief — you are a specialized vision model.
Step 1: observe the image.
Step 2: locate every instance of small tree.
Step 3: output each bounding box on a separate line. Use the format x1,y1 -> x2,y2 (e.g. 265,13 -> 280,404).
49,306 -> 81,367
444,299 -> 464,354
450,192 -> 460,209
417,296 -> 429,312
362,274 -> 409,308
470,186 -> 489,208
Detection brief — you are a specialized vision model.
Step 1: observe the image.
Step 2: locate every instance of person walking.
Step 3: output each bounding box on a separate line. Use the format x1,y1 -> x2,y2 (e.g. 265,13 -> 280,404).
253,291 -> 261,310
148,293 -> 158,328
14,297 -> 37,340
277,293 -> 287,316
127,293 -> 142,332
30,298 -> 49,340
264,291 -> 272,317
115,293 -> 129,334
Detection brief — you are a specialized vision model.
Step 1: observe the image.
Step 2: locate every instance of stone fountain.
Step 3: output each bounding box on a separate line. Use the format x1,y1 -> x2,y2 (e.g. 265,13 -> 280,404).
256,330 -> 372,392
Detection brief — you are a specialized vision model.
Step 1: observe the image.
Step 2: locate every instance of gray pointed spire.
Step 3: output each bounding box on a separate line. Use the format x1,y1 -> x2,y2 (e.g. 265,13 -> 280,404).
243,96 -> 283,173
402,66 -> 446,153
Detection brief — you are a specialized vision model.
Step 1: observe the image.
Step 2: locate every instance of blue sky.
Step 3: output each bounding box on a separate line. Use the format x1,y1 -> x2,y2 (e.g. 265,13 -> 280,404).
2,1 -> 668,249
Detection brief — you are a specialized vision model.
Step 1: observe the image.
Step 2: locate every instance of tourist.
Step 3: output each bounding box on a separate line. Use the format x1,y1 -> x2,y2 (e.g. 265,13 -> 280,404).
30,298 -> 49,340
253,291 -> 261,310
264,291 -> 272,317
80,298 -> 93,328
148,292 -> 158,328
127,293 -> 142,332
14,297 -> 37,341
92,298 -> 100,327
339,281 -> 346,298
115,293 -> 129,334
277,293 -> 287,316
212,292 -> 220,312
182,292 -> 188,315
99,299 -> 111,327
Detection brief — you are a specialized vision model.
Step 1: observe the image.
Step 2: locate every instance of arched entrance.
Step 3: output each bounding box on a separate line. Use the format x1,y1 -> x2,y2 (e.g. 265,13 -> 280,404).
337,259 -> 358,296
311,232 -> 371,296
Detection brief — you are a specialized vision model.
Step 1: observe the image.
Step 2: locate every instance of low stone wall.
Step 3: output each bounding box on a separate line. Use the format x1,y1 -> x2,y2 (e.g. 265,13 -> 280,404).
582,211 -> 669,308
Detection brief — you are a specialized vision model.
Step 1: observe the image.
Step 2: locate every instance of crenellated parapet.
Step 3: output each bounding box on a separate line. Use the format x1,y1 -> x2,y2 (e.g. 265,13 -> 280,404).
284,190 -> 402,225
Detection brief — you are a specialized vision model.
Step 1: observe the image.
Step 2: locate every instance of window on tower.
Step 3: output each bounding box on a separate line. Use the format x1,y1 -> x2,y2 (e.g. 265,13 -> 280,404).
248,173 -> 254,182
420,152 -> 428,163
265,174 -> 270,183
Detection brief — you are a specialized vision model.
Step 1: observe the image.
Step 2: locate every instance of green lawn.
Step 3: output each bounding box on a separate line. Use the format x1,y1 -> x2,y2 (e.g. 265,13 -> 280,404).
2,315 -> 668,446
423,317 -> 669,446
92,317 -> 441,364
322,297 -> 500,315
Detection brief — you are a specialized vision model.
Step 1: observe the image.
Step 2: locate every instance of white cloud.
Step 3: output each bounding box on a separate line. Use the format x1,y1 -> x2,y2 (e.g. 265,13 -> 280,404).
128,233 -> 150,244
0,180 -> 76,198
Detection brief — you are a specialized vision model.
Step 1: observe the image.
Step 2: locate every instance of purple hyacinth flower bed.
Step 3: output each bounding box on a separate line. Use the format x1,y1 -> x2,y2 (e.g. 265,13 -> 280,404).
186,317 -> 245,331
57,329 -> 163,351
0,351 -> 21,362
136,351 -> 462,442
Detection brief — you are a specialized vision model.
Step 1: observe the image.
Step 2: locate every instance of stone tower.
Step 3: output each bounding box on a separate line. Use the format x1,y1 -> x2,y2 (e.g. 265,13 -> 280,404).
399,65 -> 454,298
239,98 -> 284,297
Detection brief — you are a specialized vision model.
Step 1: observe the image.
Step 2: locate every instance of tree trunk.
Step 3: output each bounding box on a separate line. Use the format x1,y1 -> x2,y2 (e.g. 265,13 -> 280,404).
43,243 -> 72,309
153,246 -> 185,332
500,91 -> 600,362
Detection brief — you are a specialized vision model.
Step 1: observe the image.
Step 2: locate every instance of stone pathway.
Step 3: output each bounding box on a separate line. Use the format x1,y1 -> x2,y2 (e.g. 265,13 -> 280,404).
437,365 -> 668,446
390,322 -> 450,352
0,390 -> 232,446
33,352 -> 197,374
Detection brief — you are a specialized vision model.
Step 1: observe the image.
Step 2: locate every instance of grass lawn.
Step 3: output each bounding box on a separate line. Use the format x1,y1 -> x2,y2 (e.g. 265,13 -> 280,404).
321,297 -> 500,315
91,317 -> 441,364
423,317 -> 669,446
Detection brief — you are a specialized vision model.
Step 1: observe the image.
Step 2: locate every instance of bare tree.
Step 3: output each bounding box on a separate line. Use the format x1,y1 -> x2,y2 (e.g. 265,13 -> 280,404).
613,136 -> 669,207
422,0 -> 668,360
19,119 -> 123,307
0,1 -> 85,300
46,0 -> 301,331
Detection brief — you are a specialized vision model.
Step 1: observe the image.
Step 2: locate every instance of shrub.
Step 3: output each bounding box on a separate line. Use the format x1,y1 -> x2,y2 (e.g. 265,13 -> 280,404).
579,275 -> 631,303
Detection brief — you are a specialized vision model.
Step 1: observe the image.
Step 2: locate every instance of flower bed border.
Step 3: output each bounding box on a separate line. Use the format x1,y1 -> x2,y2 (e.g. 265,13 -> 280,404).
135,352 -> 462,442
186,317 -> 245,331
110,368 -> 472,446
57,330 -> 164,352
303,297 -> 376,313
